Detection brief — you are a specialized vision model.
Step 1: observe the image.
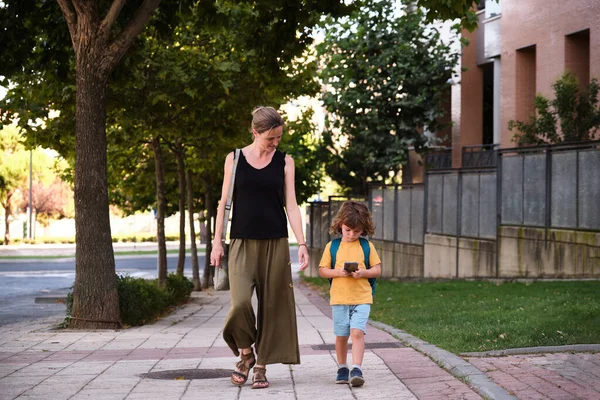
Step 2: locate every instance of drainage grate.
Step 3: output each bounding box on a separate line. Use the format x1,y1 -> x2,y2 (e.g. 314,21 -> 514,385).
142,369 -> 231,380
312,342 -> 403,351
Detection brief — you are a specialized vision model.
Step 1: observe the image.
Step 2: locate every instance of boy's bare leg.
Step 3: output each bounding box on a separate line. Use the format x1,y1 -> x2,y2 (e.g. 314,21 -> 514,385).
350,329 -> 365,366
336,336 -> 349,365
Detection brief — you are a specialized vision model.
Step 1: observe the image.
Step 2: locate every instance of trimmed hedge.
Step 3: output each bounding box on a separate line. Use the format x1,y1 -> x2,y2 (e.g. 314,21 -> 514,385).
65,273 -> 194,327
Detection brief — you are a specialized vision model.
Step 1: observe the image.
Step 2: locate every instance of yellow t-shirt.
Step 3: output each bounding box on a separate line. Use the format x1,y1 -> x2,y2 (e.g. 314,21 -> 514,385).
318,240 -> 381,306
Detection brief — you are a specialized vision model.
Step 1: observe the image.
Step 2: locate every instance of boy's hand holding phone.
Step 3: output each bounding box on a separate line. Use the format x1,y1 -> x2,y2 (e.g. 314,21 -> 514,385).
343,262 -> 359,273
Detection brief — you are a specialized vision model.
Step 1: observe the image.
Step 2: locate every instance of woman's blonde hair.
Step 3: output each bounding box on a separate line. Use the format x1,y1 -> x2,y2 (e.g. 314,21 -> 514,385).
251,106 -> 284,134
329,200 -> 376,237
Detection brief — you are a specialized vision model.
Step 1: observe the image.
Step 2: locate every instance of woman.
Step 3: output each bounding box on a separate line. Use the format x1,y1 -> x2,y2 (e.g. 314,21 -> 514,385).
210,106 -> 309,389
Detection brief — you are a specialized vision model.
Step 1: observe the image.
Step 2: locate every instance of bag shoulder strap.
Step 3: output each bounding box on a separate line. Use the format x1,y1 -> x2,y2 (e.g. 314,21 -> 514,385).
330,237 -> 342,269
222,149 -> 241,241
359,238 -> 370,269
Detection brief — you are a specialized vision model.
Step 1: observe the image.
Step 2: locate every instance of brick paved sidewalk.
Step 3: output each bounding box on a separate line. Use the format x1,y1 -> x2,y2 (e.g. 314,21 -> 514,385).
466,352 -> 600,399
0,277 -> 482,400
1,270 -> 597,400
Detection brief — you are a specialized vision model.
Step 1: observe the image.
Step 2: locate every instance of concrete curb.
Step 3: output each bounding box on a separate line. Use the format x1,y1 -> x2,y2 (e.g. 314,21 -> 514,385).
368,320 -> 517,400
461,344 -> 600,357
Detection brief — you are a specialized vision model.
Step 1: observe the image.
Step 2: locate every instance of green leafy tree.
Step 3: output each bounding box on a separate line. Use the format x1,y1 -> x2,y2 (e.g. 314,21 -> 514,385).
0,126 -> 29,244
280,107 -> 323,204
1,0 -> 349,312
509,72 -> 600,145
317,1 -> 459,196
0,0 -> 193,328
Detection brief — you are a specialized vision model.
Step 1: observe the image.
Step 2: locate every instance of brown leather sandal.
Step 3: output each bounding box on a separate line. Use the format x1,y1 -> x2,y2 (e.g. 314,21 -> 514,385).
231,350 -> 256,386
252,366 -> 269,389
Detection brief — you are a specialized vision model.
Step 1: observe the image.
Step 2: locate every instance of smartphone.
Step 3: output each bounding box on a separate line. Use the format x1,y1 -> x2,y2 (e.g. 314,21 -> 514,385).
344,262 -> 359,273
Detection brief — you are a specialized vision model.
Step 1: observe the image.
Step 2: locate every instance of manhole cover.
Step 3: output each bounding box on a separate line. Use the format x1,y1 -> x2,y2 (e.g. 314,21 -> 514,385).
312,342 -> 403,351
142,369 -> 231,380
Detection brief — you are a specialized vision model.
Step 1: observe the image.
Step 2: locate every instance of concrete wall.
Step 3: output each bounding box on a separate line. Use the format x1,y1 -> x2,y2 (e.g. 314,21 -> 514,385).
498,226 -> 600,278
371,240 -> 423,279
424,234 -> 497,278
305,241 -> 424,280
306,227 -> 600,280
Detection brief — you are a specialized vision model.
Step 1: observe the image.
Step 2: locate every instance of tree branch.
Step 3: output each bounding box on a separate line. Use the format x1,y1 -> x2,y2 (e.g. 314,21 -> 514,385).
56,0 -> 78,48
99,0 -> 127,44
105,0 -> 162,71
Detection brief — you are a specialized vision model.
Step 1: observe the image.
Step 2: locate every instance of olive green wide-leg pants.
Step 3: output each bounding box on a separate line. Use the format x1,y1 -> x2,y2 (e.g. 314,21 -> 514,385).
222,238 -> 300,365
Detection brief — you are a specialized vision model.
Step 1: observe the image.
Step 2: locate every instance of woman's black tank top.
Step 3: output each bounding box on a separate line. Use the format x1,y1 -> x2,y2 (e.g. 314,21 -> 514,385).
229,150 -> 288,239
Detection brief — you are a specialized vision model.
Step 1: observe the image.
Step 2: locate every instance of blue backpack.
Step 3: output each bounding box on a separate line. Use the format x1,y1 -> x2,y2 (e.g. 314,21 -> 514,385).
329,237 -> 377,295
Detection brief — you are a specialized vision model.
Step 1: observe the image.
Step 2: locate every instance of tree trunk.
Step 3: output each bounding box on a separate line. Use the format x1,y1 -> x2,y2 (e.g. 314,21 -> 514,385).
70,60 -> 120,330
152,137 -> 168,288
55,0 -> 162,330
175,143 -> 186,276
3,198 -> 9,245
202,174 -> 214,289
199,211 -> 207,244
186,169 -> 201,291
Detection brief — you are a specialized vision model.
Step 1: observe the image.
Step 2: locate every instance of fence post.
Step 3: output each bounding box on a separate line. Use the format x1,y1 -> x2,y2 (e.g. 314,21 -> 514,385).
456,171 -> 462,278
545,145 -> 552,245
496,150 -> 503,278
422,173 -> 428,279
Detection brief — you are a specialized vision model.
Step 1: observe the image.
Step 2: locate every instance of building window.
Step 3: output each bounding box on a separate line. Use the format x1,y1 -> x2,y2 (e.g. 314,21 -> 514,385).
485,0 -> 501,18
515,45 -> 536,123
482,62 -> 494,145
565,29 -> 590,91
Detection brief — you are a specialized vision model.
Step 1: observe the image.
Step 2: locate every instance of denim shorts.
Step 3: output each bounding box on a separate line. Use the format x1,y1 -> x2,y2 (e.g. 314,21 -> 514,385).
332,304 -> 371,336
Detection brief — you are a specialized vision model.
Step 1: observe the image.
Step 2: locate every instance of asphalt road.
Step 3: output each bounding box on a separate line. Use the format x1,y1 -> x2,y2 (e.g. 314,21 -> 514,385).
0,254 -> 207,326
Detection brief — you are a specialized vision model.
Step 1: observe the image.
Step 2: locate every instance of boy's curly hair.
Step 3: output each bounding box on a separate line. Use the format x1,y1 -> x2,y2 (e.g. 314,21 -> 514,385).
329,200 -> 376,237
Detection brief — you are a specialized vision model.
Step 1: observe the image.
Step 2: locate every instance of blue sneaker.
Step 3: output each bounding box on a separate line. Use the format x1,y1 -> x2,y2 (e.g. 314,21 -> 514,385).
350,368 -> 364,387
335,367 -> 349,384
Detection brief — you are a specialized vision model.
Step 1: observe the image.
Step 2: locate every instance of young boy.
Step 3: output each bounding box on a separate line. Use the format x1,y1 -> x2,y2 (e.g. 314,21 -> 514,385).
318,200 -> 381,387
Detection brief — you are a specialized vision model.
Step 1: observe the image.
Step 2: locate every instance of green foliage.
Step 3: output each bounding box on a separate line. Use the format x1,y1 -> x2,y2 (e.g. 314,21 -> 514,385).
116,275 -> 172,327
64,273 -> 193,328
280,107 -> 323,204
509,72 -> 600,145
166,273 -> 195,305
317,1 -> 459,195
302,277 -> 600,353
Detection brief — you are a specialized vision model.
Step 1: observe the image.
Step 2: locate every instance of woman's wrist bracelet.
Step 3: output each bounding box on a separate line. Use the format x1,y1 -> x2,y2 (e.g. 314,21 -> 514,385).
298,243 -> 307,248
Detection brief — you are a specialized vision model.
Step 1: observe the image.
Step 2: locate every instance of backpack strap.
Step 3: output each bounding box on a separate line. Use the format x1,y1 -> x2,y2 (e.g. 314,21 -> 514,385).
328,238 -> 342,286
359,237 -> 377,296
330,237 -> 342,270
359,238 -> 370,269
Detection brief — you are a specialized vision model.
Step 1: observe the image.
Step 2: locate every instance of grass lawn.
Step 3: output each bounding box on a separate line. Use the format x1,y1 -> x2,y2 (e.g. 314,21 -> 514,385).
302,276 -> 600,354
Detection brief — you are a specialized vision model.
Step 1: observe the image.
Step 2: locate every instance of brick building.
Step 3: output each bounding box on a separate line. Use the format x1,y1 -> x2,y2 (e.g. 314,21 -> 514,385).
452,0 -> 600,168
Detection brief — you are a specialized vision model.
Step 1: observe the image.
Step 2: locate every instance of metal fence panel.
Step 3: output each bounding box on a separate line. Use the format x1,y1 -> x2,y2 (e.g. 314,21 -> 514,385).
383,188 -> 396,241
310,203 -> 320,247
579,149 -> 600,229
551,152 -> 577,228
411,187 -> 425,244
427,174 -> 443,234
461,173 -> 480,237
320,203 -> 330,247
523,154 -> 546,226
371,188 -> 384,239
329,201 -> 343,223
479,172 -> 497,239
501,155 -> 523,225
306,205 -> 312,247
397,189 -> 411,243
442,174 -> 458,235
